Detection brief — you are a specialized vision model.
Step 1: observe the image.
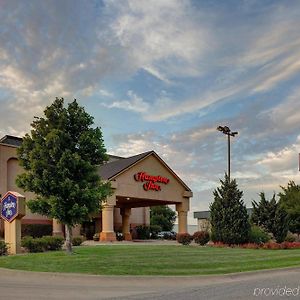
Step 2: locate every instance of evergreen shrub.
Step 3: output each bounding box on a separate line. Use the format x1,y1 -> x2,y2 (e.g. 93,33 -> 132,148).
248,226 -> 270,244
21,236 -> 64,252
210,175 -> 250,245
0,240 -> 8,256
285,233 -> 296,242
72,236 -> 85,246
21,236 -> 46,253
136,225 -> 151,239
42,236 -> 64,250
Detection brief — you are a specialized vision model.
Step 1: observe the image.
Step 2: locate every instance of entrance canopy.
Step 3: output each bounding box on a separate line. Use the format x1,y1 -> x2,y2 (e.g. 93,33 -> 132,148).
98,151 -> 193,241
99,151 -> 192,207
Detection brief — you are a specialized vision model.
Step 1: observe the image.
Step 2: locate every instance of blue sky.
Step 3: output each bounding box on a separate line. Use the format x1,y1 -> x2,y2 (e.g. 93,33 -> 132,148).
1,0 -> 300,224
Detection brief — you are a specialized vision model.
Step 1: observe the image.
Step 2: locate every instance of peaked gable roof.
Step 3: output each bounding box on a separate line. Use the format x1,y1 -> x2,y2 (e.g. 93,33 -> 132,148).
98,150 -> 191,191
99,151 -> 152,180
0,135 -> 22,147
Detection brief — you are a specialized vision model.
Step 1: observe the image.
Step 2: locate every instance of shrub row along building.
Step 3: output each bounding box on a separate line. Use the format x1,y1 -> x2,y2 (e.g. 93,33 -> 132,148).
0,135 -> 192,241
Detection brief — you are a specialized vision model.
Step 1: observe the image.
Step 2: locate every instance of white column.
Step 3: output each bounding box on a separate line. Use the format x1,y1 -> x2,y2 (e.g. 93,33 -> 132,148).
121,208 -> 132,241
52,219 -> 64,236
100,204 -> 116,241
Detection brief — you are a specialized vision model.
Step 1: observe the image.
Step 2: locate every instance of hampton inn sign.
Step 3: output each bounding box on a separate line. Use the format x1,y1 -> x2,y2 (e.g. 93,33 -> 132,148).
0,135 -> 192,242
134,172 -> 170,191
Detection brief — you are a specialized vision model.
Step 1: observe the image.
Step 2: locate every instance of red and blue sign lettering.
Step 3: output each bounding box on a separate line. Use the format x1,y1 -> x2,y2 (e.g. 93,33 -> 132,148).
1,193 -> 18,222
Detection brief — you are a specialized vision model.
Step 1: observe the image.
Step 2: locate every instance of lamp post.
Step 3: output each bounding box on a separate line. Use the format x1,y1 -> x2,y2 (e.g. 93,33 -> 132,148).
217,126 -> 238,181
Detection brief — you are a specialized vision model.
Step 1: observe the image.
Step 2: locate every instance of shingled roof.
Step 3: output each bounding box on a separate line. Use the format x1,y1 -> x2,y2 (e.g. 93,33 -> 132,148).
99,151 -> 153,180
0,135 -> 22,147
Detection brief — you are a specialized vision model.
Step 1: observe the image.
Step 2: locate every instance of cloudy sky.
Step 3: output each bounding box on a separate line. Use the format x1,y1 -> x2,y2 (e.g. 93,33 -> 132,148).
1,0 -> 300,224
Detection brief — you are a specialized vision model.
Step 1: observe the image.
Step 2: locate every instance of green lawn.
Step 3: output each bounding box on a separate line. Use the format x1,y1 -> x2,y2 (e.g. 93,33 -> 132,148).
0,245 -> 299,276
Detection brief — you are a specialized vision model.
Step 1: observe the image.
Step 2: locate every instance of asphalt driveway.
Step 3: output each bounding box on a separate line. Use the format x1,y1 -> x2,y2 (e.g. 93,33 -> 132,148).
0,267 -> 299,300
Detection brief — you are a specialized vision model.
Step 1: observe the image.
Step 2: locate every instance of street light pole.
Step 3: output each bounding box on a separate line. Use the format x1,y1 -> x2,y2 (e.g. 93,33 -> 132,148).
228,133 -> 230,180
217,126 -> 238,181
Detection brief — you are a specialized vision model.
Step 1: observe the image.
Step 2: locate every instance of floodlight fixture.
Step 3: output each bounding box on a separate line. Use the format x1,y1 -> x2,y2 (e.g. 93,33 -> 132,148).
216,125 -> 238,180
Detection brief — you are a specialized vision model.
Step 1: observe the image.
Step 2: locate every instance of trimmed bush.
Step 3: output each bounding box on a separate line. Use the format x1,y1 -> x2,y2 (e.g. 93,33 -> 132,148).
42,236 -> 64,250
249,225 -> 270,244
136,225 -> 151,240
176,233 -> 193,245
72,236 -> 85,246
0,240 -> 8,256
21,236 -> 47,253
193,231 -> 210,245
22,224 -> 52,238
285,233 -> 296,242
21,236 -> 64,252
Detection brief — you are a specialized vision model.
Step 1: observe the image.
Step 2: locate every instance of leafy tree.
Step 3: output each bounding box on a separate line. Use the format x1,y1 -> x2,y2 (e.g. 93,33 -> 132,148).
17,98 -> 111,253
251,192 -> 289,243
150,206 -> 176,231
278,181 -> 300,237
210,174 -> 250,245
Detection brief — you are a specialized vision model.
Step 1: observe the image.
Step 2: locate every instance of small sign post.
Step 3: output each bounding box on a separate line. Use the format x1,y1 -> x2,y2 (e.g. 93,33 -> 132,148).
1,191 -> 26,254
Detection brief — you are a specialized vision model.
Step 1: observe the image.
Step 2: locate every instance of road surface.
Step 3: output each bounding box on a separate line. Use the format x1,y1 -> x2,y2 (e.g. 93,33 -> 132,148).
0,267 -> 299,299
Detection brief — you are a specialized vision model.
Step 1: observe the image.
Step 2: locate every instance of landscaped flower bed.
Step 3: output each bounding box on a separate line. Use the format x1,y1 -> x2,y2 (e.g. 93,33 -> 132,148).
211,241 -> 300,250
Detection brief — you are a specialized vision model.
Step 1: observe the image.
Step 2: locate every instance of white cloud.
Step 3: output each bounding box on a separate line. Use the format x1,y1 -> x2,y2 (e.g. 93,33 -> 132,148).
0,1 -> 129,135
107,0 -> 212,80
98,89 -> 114,98
253,56 -> 300,93
257,139 -> 300,174
103,90 -> 150,113
268,87 -> 300,132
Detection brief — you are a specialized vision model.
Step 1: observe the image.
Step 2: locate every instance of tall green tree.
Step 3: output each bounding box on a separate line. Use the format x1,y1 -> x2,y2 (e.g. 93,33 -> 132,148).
273,205 -> 289,243
251,192 -> 277,233
17,98 -> 111,253
210,174 -> 250,245
210,174 -> 250,244
150,206 -> 176,231
278,181 -> 300,237
251,192 -> 289,243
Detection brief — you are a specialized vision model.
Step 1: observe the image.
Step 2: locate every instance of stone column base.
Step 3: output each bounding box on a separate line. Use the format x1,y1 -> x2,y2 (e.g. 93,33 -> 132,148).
100,232 -> 116,242
123,233 -> 132,241
53,231 -> 64,237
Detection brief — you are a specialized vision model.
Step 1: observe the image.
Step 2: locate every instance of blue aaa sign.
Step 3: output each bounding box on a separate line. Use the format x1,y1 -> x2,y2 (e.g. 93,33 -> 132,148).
1,193 -> 18,222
